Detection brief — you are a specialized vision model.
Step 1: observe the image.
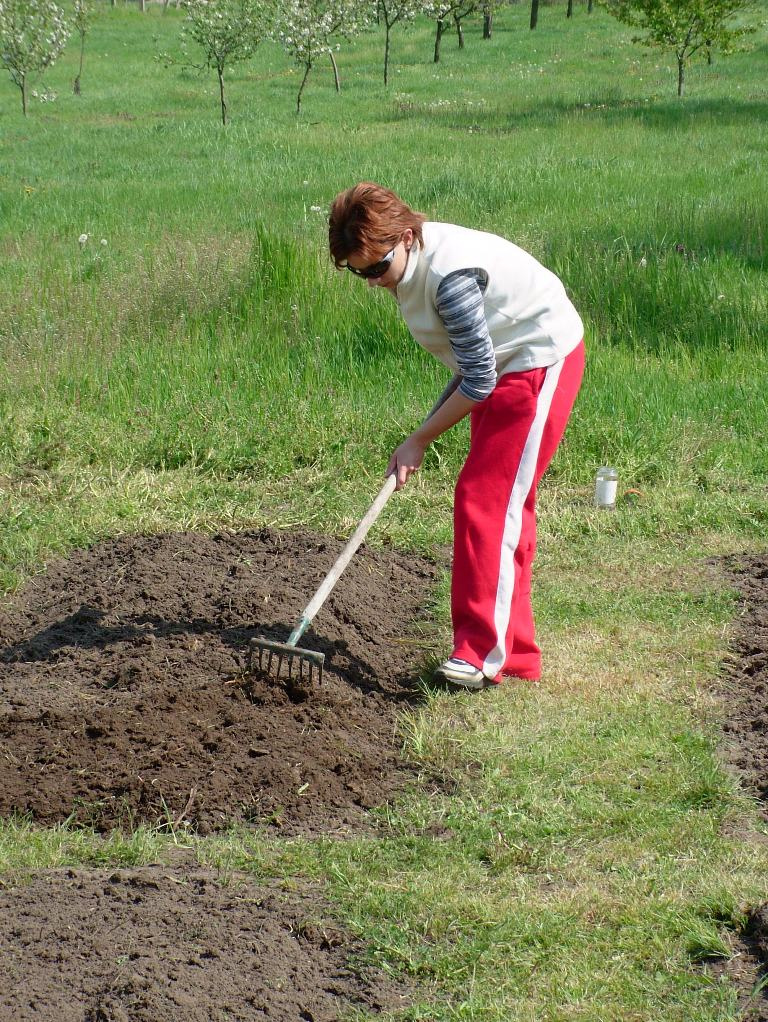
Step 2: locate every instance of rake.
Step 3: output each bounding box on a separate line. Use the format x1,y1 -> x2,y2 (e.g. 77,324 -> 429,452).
249,474 -> 397,689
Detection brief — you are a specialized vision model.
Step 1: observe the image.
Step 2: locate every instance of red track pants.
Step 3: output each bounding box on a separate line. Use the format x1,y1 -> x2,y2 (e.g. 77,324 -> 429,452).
451,340 -> 585,682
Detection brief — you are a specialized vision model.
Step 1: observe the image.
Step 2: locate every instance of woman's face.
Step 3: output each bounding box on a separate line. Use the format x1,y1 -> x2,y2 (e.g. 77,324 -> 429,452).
346,228 -> 414,293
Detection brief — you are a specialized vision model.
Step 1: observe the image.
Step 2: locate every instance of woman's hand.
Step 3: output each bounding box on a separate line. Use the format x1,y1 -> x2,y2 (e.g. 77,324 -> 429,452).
387,433 -> 428,490
386,389 -> 478,491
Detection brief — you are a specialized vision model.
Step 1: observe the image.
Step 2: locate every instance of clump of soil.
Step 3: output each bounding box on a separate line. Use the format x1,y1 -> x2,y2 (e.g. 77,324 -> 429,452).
0,865 -> 412,1021
0,530 -> 443,834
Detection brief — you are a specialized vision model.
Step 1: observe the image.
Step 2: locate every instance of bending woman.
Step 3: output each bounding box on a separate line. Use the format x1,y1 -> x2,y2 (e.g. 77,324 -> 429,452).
328,182 -> 585,691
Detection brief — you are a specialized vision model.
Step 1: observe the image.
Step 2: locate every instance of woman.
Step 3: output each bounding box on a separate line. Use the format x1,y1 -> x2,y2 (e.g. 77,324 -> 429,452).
328,182 -> 585,691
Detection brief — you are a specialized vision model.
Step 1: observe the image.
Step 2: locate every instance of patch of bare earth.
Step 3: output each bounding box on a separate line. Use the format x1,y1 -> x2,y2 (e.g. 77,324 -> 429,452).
0,529 -> 443,834
703,553 -> 768,1021
0,865 -> 412,1021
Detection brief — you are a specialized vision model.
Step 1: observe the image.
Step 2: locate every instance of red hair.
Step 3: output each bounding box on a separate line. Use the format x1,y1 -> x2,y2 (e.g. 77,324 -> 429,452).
328,182 -> 426,267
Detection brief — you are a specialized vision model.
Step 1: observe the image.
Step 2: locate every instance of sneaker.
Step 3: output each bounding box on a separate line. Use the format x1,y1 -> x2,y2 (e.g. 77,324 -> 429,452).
433,657 -> 494,691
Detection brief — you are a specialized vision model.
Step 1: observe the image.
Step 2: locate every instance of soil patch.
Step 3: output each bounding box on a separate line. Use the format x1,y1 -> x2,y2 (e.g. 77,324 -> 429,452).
704,553 -> 768,1020
703,904 -> 768,1022
718,552 -> 768,809
0,530 -> 443,834
0,864 -> 412,1021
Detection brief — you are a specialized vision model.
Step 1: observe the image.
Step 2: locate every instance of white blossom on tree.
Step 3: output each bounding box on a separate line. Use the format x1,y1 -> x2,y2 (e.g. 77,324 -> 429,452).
0,0 -> 70,116
163,0 -> 270,125
277,0 -> 370,114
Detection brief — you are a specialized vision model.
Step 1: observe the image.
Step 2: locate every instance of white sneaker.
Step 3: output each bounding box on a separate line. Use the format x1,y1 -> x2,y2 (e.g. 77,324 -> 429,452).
434,657 -> 493,691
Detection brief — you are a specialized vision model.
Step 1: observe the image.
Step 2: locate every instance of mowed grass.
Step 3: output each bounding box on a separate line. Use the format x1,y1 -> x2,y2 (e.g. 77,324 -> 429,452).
1,3 -> 768,1019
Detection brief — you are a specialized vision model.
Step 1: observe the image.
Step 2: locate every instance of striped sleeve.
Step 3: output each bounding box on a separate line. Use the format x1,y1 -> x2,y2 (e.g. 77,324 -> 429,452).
435,269 -> 496,402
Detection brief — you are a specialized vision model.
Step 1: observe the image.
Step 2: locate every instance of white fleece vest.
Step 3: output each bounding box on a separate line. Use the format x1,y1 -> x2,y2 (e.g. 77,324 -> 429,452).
396,222 -> 583,375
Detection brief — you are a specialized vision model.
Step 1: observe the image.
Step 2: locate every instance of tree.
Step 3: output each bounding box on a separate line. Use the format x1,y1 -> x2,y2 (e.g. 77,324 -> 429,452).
165,0 -> 269,124
72,0 -> 98,95
530,0 -> 538,29
600,0 -> 755,96
0,0 -> 70,115
425,0 -> 476,61
277,0 -> 369,114
482,0 -> 504,38
452,0 -> 477,48
377,0 -> 422,85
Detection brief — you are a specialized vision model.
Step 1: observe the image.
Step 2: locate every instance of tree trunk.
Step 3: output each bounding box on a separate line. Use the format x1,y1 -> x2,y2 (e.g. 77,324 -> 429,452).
434,19 -> 444,63
384,22 -> 390,85
566,0 -> 573,16
21,73 -> 27,116
139,0 -> 146,11
454,14 -> 464,49
483,7 -> 492,38
530,0 -> 539,30
217,65 -> 227,124
587,0 -> 593,11
74,33 -> 85,95
677,57 -> 684,96
297,61 -> 311,113
329,49 -> 340,92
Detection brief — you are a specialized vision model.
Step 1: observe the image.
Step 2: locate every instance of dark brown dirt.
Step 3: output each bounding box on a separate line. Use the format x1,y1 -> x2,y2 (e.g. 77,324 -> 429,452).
719,553 -> 768,810
0,529 -> 443,834
704,553 -> 768,1021
0,864 -> 412,1021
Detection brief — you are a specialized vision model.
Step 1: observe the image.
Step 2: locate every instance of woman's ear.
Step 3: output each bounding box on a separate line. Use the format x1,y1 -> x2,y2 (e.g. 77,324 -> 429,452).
403,227 -> 414,250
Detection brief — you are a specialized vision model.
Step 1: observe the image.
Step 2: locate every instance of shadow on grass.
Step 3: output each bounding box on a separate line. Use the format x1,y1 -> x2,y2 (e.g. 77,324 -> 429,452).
389,93 -> 768,133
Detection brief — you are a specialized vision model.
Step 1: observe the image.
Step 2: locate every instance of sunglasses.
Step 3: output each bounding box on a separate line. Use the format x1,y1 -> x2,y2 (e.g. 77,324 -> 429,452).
345,245 -> 397,280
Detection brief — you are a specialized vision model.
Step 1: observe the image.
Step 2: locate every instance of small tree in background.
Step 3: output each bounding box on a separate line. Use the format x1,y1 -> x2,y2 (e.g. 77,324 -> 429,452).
73,0 -> 98,95
277,0 -> 369,114
451,0 -> 477,48
425,0 -> 477,62
164,0 -> 270,125
600,0 -> 755,96
482,0 -> 506,39
0,0 -> 70,115
377,0 -> 422,85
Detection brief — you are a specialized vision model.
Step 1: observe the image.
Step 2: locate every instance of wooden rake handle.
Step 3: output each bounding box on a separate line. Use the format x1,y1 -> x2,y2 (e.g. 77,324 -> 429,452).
288,474 -> 397,647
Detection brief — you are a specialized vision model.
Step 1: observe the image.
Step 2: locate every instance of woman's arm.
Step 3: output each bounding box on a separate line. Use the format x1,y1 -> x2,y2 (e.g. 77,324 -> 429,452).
387,270 -> 495,489
425,372 -> 463,420
387,388 -> 479,490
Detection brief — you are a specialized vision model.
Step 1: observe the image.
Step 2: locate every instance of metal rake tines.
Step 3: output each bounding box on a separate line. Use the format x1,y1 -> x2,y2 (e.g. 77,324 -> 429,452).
288,652 -> 323,687
251,637 -> 324,687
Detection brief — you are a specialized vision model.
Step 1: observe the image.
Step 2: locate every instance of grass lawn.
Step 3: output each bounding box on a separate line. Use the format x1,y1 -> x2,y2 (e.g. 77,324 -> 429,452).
1,2 -> 767,1018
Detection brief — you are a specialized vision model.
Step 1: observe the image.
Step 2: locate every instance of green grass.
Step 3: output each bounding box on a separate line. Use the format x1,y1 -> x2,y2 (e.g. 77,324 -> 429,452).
1,3 -> 767,1019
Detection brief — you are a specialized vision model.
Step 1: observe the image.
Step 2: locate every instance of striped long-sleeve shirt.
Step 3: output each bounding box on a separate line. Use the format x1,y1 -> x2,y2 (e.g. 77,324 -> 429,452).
434,268 -> 497,402
396,222 -> 583,380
